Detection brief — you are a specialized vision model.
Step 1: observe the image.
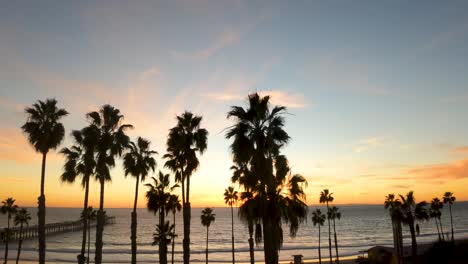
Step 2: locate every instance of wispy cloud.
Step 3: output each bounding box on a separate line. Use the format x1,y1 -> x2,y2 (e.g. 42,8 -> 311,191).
204,90 -> 307,109
454,146 -> 468,154
354,137 -> 385,153
407,159 -> 468,180
421,21 -> 468,53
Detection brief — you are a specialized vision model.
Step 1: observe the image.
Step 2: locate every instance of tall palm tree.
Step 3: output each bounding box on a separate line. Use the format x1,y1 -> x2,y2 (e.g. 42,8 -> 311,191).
442,192 -> 456,242
123,137 -> 157,264
384,194 -> 403,263
163,111 -> 208,264
1,198 -> 18,264
430,198 -> 444,241
311,209 -> 326,264
168,195 -> 181,264
60,128 -> 97,264
227,93 -> 308,264
328,206 -> 341,264
201,208 -> 216,264
399,191 -> 429,258
14,208 -> 31,264
146,171 -> 179,264
153,221 -> 174,252
21,98 -> 68,264
319,189 -> 334,264
224,186 -> 238,264
85,105 -> 132,264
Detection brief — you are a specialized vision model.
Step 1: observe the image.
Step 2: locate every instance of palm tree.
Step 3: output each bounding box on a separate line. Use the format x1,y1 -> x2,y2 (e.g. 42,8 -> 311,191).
311,209 -> 326,264
384,194 -> 403,263
430,198 -> 444,241
319,189 -> 334,264
14,208 -> 31,264
123,137 -> 157,264
443,192 -> 456,241
82,207 -> 97,264
146,171 -> 179,264
224,186 -> 238,264
201,208 -> 216,264
153,221 -> 174,252
85,105 -> 132,264
60,129 -> 97,264
226,93 -> 308,264
1,198 -> 18,264
399,191 -> 429,258
21,98 -> 68,264
163,111 -> 208,264
168,195 -> 181,264
328,206 -> 341,264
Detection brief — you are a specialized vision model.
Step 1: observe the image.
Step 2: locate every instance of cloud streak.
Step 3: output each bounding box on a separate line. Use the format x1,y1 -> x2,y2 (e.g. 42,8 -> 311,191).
407,158 -> 468,180
204,90 -> 308,109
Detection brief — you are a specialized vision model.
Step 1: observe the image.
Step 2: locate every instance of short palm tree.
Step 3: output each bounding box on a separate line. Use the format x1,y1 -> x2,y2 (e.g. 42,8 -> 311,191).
21,98 -> 68,264
82,207 -> 97,264
123,137 -> 157,264
168,195 -> 181,264
146,171 -> 178,264
430,198 -> 444,241
319,189 -> 334,264
312,209 -> 326,264
1,198 -> 18,264
153,221 -> 174,251
399,191 -> 429,258
328,206 -> 341,264
60,129 -> 97,264
238,190 -> 258,264
14,208 -> 31,264
384,194 -> 403,263
443,192 -> 456,241
164,111 -> 208,264
224,186 -> 238,264
85,105 -> 132,264
201,208 -> 216,264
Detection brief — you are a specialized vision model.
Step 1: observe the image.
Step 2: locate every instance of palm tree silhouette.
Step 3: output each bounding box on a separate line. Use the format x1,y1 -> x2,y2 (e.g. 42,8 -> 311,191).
399,191 -> 429,259
1,198 -> 18,264
224,186 -> 238,264
384,194 -> 403,263
201,208 -> 216,264
168,195 -> 181,264
442,192 -> 456,241
123,137 -> 157,264
85,105 -> 132,264
164,111 -> 208,264
328,206 -> 341,264
153,221 -> 174,250
21,98 -> 68,264
14,208 -> 30,264
226,93 -> 308,264
319,189 -> 334,264
60,129 -> 97,264
146,171 -> 178,264
312,209 -> 326,264
430,198 -> 444,241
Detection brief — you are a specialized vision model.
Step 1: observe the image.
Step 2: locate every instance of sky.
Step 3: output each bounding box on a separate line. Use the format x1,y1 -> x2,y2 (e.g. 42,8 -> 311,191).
1,0 -> 468,208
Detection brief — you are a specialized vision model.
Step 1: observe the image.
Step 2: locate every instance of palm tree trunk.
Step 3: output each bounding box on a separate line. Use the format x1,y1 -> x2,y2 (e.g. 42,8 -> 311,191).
409,221 -> 418,258
15,224 -> 23,264
78,177 -> 90,264
172,212 -> 176,264
326,202 -> 332,264
434,218 -> 441,241
449,204 -> 454,241
262,194 -> 276,264
248,220 -> 254,264
4,215 -> 10,264
333,219 -> 339,264
396,220 -> 403,264
205,226 -> 209,264
159,208 -> 167,264
184,174 -> 191,264
131,175 -> 139,264
95,178 -> 105,264
438,218 -> 445,241
318,225 -> 322,264
38,152 -> 47,264
231,205 -> 235,264
87,219 -> 91,264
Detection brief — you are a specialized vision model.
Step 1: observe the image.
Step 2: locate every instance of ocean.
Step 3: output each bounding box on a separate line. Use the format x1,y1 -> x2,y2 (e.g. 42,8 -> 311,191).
1,203 -> 468,263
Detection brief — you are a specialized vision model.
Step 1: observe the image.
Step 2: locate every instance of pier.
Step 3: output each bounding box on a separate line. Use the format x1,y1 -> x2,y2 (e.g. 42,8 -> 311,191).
1,216 -> 115,241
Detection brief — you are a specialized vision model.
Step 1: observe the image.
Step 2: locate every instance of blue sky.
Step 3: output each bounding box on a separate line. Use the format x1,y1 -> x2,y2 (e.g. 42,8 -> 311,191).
1,0 -> 468,207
